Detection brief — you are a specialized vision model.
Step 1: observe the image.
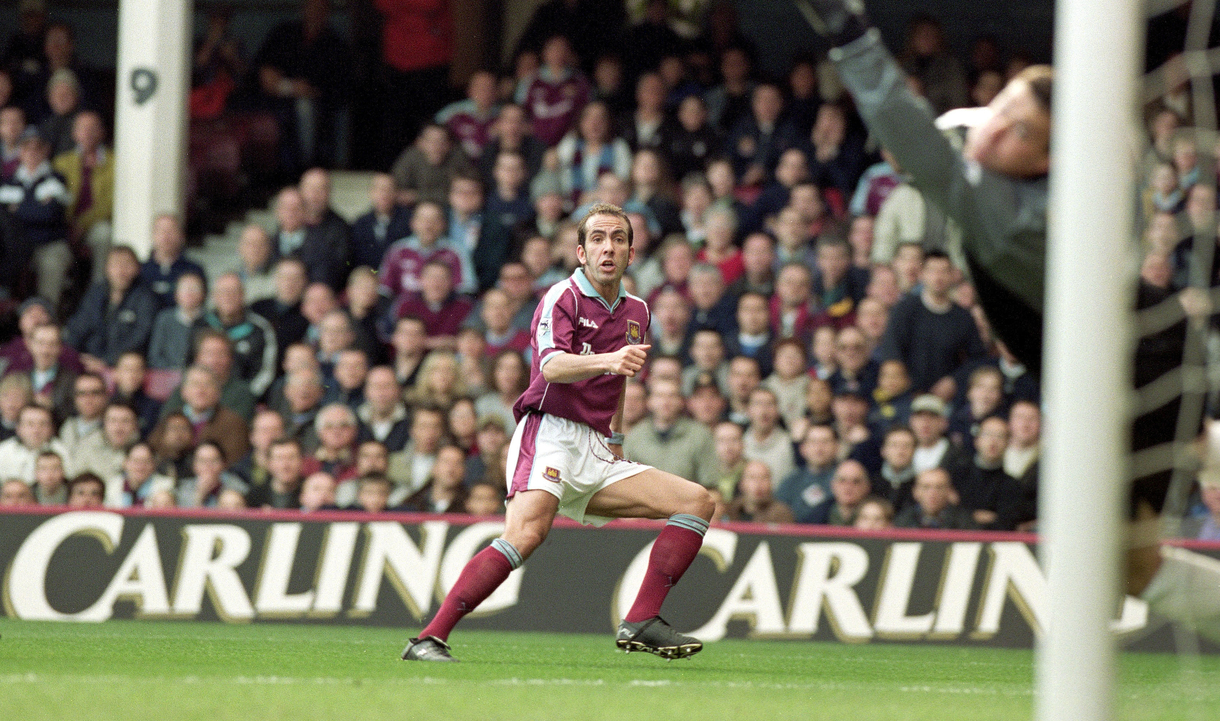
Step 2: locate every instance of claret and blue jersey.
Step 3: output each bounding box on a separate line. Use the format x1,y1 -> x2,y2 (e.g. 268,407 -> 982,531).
513,269 -> 650,437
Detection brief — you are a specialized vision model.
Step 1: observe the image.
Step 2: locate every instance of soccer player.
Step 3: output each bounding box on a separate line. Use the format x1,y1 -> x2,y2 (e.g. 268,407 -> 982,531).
402,203 -> 715,662
797,0 -> 1220,640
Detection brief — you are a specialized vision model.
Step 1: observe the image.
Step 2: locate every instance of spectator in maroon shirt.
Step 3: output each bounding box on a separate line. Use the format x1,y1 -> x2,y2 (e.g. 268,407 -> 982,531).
392,259 -> 473,351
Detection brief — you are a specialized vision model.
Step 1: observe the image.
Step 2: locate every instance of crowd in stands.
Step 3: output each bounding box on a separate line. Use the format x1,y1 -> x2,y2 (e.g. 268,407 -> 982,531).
0,1 -> 1217,536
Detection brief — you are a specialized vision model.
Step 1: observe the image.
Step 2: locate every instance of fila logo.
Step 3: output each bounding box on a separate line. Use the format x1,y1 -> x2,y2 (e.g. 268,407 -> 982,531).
578,317 -> 599,329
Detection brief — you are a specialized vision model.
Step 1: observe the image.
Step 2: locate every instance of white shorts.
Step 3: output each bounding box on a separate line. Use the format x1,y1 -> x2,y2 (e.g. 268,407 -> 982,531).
504,412 -> 650,526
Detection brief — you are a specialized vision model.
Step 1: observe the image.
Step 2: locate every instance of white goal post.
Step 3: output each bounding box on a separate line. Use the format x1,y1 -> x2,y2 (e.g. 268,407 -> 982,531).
1037,0 -> 1144,720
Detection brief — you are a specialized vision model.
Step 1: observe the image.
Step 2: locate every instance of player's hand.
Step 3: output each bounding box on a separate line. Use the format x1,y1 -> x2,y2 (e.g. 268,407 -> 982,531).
608,344 -> 650,377
792,0 -> 869,46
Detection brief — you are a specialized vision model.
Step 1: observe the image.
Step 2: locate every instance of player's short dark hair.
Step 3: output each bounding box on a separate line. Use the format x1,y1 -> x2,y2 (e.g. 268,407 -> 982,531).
576,202 -> 633,249
1014,65 -> 1053,115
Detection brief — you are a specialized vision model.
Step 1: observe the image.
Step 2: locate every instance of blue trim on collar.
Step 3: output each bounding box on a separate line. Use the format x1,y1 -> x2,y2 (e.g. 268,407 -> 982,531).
571,269 -> 626,311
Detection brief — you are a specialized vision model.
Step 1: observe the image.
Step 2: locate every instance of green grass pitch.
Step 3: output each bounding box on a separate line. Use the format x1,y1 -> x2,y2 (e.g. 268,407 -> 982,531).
1,619 -> 1218,721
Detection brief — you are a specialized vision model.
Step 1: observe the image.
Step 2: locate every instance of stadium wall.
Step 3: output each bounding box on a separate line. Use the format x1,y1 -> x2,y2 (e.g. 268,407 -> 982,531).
0,508 -> 1213,652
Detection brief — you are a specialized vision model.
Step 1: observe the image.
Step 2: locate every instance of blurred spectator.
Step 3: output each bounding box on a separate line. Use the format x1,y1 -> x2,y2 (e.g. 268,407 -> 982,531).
556,101 -> 631,204
475,350 -> 526,433
629,148 -> 681,237
464,414 -> 508,484
745,147 -> 809,235
764,338 -> 810,431
154,365 -> 250,465
356,365 -> 409,452
808,459 -> 872,525
374,0 -> 453,169
743,386 -> 796,484
52,110 -> 112,273
624,378 -> 717,487
806,100 -> 867,202
278,367 -> 325,449
0,105 -> 25,179
298,167 -> 352,289
729,232 -> 777,299
389,315 -> 428,388
898,14 -> 968,115
191,5 -> 247,120
828,326 -> 878,399
141,213 -> 204,309
1004,399 -> 1041,492
436,70 -> 498,160
465,480 -> 505,516
178,440 -> 247,508
0,477 -> 36,506
105,441 -> 173,508
251,257 -> 311,365
247,437 -> 304,509
3,0 -> 49,109
0,127 -> 71,308
299,471 -> 338,512
478,104 -> 545,189
0,373 -> 31,440
704,45 -> 755,134
402,443 -> 468,513
949,416 -> 1029,531
726,292 -> 774,377
379,200 -> 464,301
301,402 -> 359,482
350,471 -> 392,512
853,496 -> 894,530
149,411 -> 194,480
230,408 -> 285,489
325,348 -> 369,409
147,271 -> 206,370
0,403 -> 69,483
254,0 -> 350,170
66,472 -> 105,508
38,68 -> 82,156
196,272 -> 278,398
709,419 -> 746,500
869,359 -> 914,429
515,35 -> 591,147
234,224 -> 276,304
73,401 -> 139,481
32,449 -> 67,504
878,250 -> 986,394
813,232 -> 869,327
894,467 -> 976,530
161,331 -> 256,422
350,172 -> 412,272
443,173 -> 483,294
391,123 -> 473,207
66,246 -> 158,372
387,404 -> 446,504
725,459 -> 794,523
948,365 -> 1006,448
776,423 -> 838,523
59,372 -> 105,458
727,84 -> 798,187
391,260 -> 474,351
20,321 -> 77,424
666,94 -> 721,181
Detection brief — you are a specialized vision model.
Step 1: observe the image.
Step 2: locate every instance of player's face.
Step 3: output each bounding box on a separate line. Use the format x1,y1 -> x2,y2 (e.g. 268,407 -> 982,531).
964,79 -> 1050,179
576,213 -> 634,290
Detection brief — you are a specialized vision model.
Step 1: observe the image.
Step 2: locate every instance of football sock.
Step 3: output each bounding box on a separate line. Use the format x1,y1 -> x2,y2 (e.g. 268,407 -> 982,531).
624,514 -> 709,623
419,539 -> 522,641
1140,545 -> 1220,642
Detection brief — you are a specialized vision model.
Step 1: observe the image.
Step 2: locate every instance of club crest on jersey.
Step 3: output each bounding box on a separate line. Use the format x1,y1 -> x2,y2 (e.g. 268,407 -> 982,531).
625,320 -> 642,344
543,467 -> 561,482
